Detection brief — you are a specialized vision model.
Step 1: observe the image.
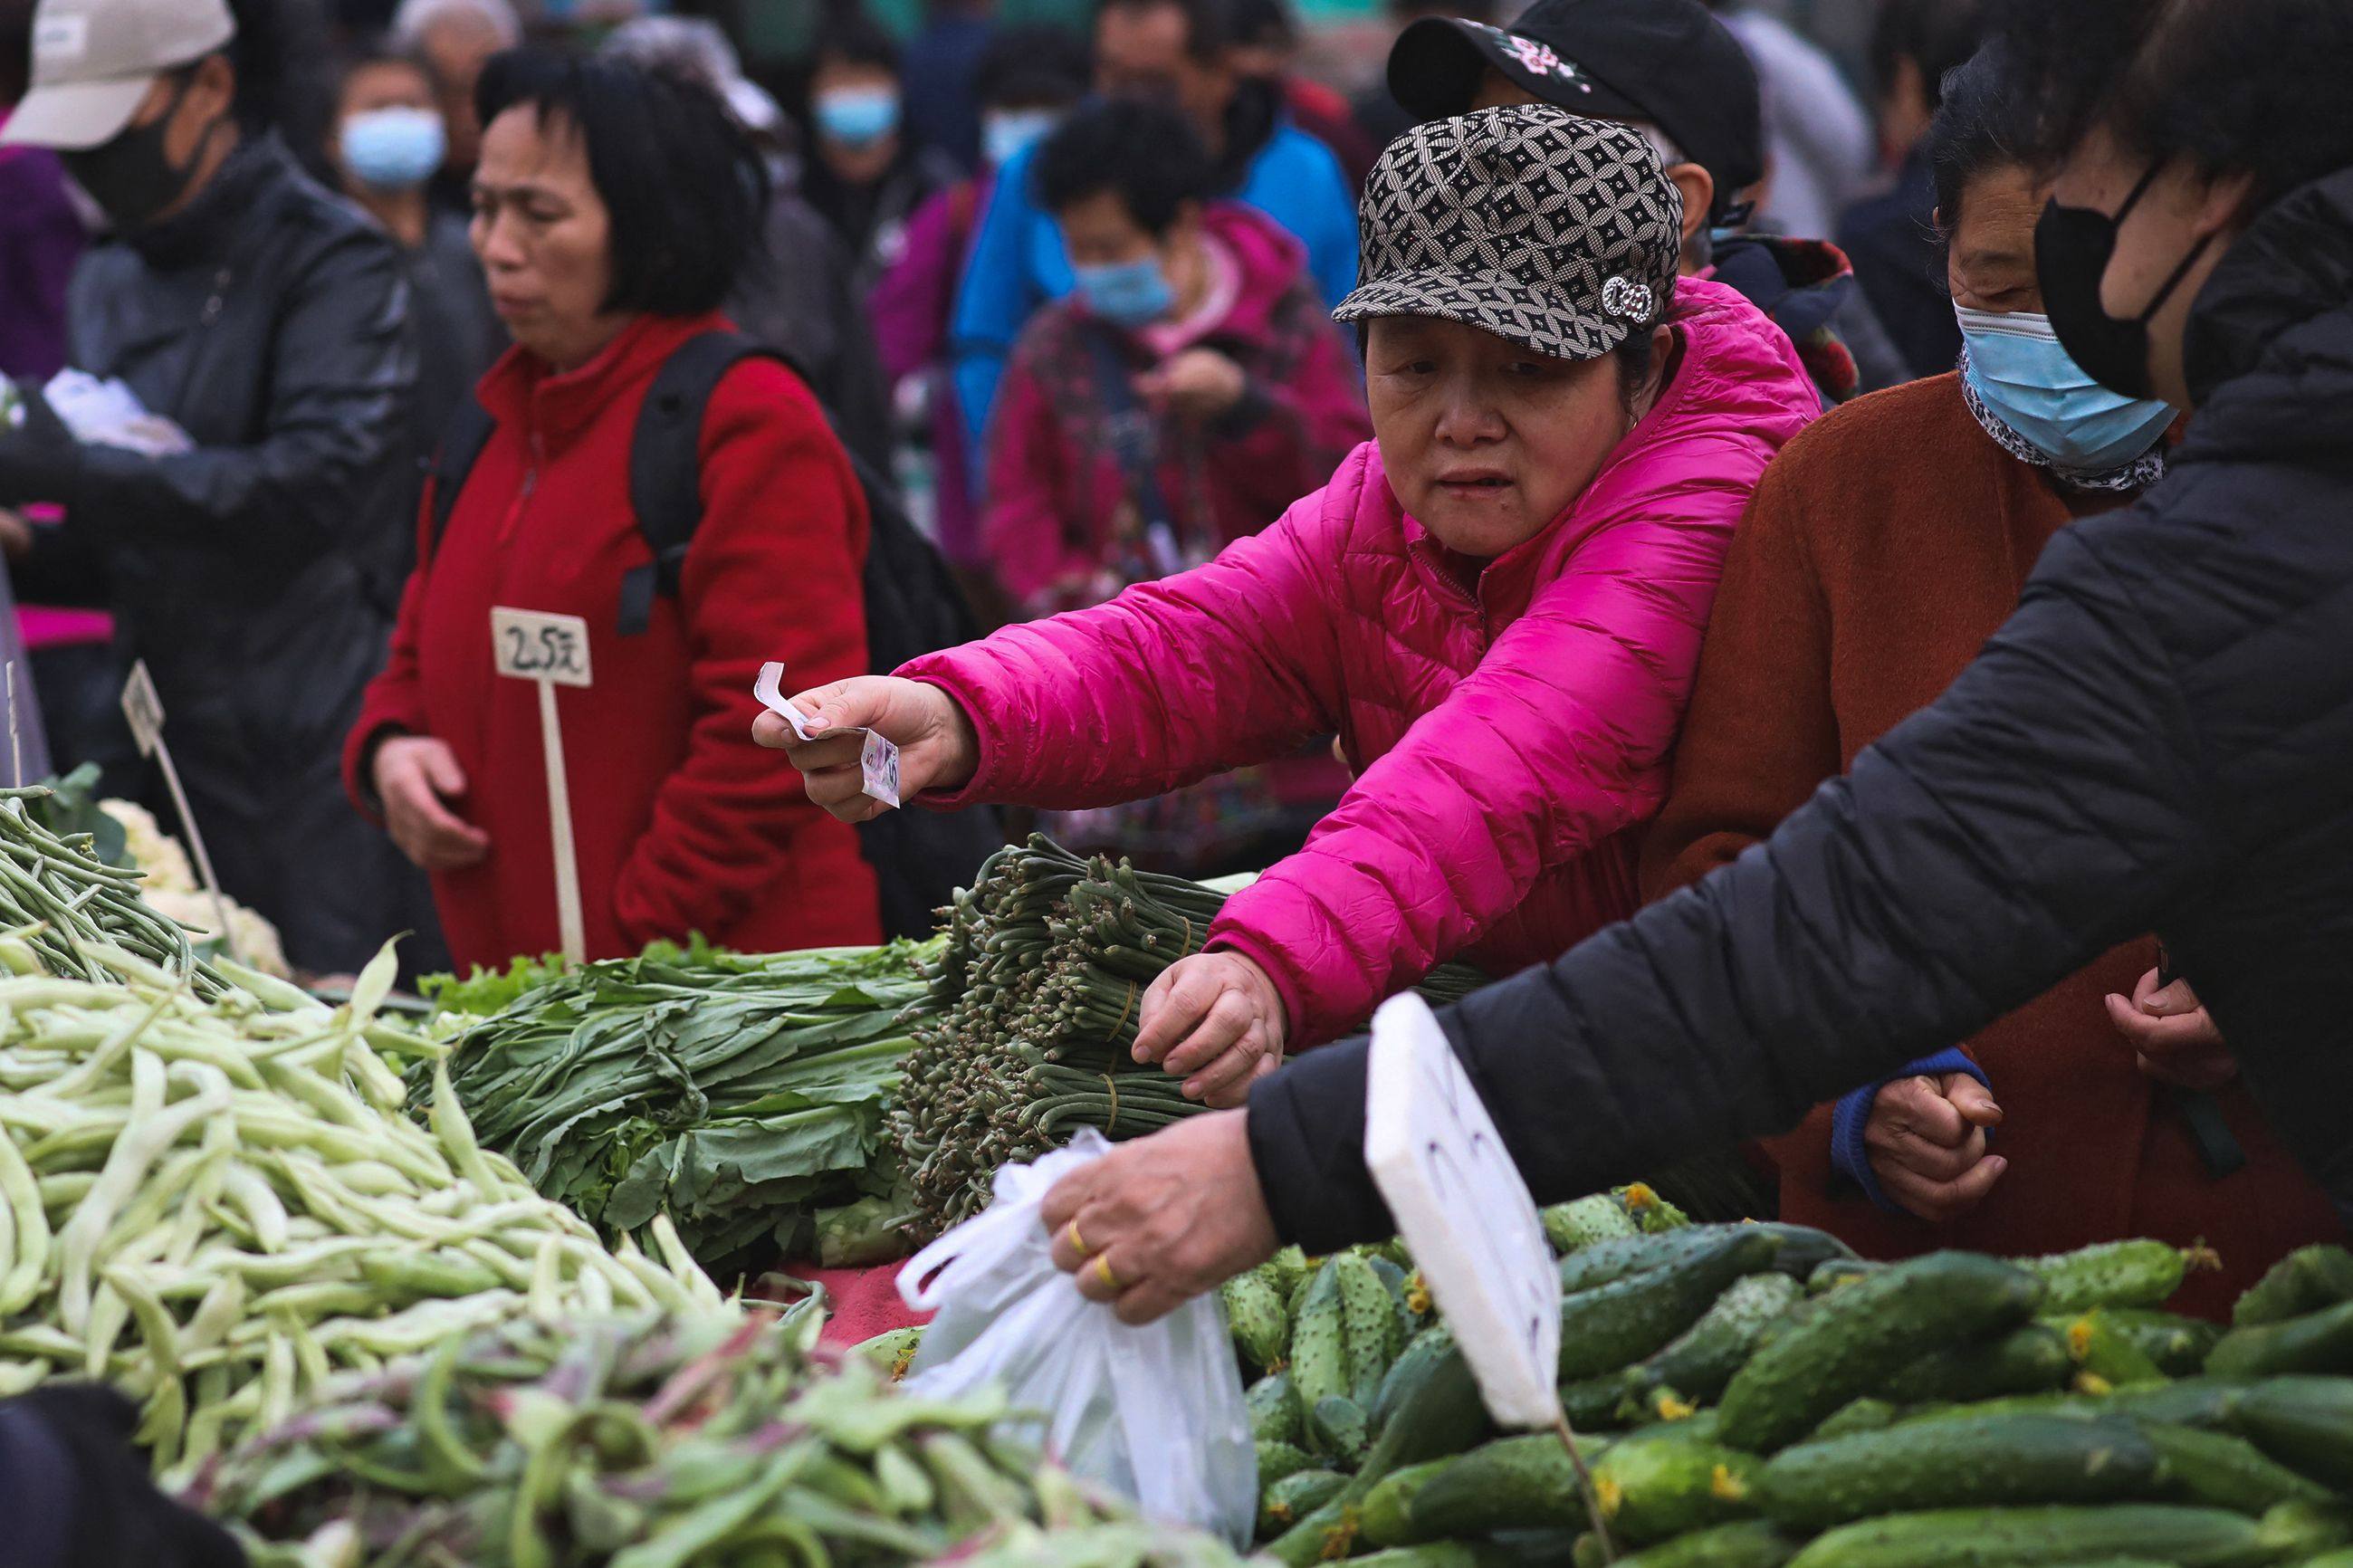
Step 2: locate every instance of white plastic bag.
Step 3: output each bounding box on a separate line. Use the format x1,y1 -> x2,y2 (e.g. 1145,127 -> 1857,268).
898,1130 -> 1258,1545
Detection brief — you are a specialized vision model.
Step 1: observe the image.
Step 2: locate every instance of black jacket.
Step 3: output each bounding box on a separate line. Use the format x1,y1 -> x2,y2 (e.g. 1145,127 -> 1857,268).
1250,166 -> 2353,1251
0,135 -> 424,972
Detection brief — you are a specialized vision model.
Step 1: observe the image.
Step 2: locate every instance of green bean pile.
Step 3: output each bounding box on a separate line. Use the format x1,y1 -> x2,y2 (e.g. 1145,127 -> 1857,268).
0,784 -> 221,992
0,943 -> 722,1481
189,1305 -> 1247,1568
893,837 -> 1486,1239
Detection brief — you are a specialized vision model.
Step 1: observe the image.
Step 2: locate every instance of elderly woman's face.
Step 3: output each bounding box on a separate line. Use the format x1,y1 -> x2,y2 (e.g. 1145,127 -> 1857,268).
472,105 -> 619,372
1366,315 -> 1656,558
1946,161 -> 2049,315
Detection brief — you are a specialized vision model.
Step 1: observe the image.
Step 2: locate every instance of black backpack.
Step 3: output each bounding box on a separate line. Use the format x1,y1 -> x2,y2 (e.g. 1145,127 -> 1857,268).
426,330 -> 1000,940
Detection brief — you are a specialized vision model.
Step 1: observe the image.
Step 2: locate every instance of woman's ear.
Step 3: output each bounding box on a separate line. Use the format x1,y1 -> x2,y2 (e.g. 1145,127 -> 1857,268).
1633,321 -> 1675,422
1666,162 -> 1714,250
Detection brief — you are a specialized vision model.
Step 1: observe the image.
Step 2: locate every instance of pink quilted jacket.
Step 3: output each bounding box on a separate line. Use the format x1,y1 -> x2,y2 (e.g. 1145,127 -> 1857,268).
906,276 -> 1818,1045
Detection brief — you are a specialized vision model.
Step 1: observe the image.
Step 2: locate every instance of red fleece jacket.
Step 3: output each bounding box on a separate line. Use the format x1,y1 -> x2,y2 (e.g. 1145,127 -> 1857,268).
346,311 -> 879,970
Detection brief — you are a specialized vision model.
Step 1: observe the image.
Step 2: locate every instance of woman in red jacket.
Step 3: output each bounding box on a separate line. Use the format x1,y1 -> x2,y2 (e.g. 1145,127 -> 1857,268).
346,50 -> 879,970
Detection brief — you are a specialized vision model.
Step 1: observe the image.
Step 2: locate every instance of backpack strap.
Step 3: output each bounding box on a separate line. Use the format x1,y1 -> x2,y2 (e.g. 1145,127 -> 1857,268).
425,394 -> 498,566
619,330 -> 789,636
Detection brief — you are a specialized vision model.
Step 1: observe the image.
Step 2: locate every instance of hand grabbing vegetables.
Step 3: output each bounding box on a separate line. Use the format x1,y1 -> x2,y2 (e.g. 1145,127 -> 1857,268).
1133,949 -> 1289,1108
1041,1109 -> 1279,1324
755,674 -> 980,822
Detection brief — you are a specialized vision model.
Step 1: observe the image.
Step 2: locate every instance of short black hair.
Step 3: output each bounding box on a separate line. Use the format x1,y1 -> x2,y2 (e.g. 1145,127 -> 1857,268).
810,10 -> 901,75
1994,0 -> 2353,213
1032,97 -> 1214,234
1927,44 -> 2033,233
476,48 -> 768,318
337,33 -> 433,90
976,25 -> 1089,110
1226,0 -> 1295,53
1868,0 -> 1986,111
1095,0 -> 1233,66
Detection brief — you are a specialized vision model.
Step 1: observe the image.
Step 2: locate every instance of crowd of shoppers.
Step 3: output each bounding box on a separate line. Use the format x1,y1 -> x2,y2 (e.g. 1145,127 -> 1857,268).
0,0 -> 2341,1343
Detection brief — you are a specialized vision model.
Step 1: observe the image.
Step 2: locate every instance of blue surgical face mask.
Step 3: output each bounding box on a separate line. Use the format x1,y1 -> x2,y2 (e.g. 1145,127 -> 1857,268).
983,109 -> 1059,168
1956,304 -> 2177,473
1073,255 -> 1173,329
814,87 -> 901,148
340,107 -> 446,193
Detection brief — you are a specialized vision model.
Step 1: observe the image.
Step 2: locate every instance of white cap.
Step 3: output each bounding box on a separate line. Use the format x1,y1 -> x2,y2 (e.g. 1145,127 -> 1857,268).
1,0 -> 236,152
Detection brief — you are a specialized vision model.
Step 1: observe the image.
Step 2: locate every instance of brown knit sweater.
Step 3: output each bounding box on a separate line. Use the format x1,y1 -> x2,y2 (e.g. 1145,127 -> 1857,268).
1641,373 -> 2339,1317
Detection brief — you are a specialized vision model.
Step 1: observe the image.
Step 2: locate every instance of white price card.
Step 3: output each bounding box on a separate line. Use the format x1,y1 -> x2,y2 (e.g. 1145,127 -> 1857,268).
116,660 -> 244,963
120,658 -> 165,757
491,607 -> 593,688
1365,991 -> 1563,1429
491,607 -> 591,961
754,662 -> 900,808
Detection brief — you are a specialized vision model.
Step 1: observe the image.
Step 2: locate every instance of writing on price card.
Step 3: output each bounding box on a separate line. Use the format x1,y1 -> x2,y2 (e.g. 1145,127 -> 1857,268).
1365,991 -> 1563,1429
491,607 -> 593,688
120,659 -> 165,757
754,662 -> 900,808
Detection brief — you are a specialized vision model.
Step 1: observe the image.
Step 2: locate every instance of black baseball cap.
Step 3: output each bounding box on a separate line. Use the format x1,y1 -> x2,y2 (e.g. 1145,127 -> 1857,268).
1387,0 -> 1765,222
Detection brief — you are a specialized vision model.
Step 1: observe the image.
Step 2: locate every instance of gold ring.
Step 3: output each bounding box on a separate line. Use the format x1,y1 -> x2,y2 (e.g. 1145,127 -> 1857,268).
1093,1254 -> 1124,1293
1066,1219 -> 1090,1258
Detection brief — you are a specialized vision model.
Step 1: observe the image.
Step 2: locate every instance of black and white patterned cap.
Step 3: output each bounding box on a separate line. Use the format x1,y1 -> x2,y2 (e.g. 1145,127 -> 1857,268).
1334,106 -> 1683,363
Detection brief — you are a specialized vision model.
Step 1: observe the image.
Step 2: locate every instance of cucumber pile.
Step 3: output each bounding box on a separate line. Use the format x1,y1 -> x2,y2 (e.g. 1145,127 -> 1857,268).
1228,1206 -> 2353,1568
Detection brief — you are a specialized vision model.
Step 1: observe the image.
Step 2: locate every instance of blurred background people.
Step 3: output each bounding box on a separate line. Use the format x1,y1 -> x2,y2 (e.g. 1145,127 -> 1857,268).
0,2 -> 109,777
1703,0 -> 1873,242
900,0 -> 994,173
602,14 -> 895,475
1228,0 -> 1377,186
1836,0 -> 1988,379
799,11 -> 960,296
871,23 -> 1087,597
1641,41 -> 2340,1315
349,48 -> 882,968
389,0 -> 519,215
949,0 -> 1358,466
990,97 -> 1367,616
1348,0 -> 1494,157
0,0 -> 422,974
330,40 -> 501,546
1384,0 -> 1905,405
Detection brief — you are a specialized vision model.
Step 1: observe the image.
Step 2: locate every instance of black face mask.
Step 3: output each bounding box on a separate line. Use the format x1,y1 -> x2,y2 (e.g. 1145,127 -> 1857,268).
62,72 -> 222,233
2034,160 -> 2218,402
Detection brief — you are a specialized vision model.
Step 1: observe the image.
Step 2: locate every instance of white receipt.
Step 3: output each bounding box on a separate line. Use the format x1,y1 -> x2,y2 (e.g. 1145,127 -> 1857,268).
755,662 -> 900,808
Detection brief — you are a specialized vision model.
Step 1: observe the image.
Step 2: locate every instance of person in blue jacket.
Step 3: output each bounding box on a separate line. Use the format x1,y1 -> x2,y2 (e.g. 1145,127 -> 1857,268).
949,0 -> 1358,457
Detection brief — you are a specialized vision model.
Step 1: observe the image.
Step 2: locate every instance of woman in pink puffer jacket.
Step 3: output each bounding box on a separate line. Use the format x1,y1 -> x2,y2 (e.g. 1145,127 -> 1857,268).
765,108 -> 1818,1107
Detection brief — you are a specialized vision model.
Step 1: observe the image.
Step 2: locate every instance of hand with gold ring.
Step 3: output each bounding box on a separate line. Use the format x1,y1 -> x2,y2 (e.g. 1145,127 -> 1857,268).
1039,1108 -> 1279,1324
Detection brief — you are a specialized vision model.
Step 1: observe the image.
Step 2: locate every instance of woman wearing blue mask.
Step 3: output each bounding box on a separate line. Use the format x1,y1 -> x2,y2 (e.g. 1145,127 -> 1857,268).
1638,43 -> 2339,1310
800,13 -> 960,296
333,44 -> 502,546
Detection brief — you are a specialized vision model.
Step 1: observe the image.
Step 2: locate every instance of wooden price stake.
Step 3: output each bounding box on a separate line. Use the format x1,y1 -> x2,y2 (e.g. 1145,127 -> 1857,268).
490,607 -> 592,962
119,659 -> 244,964
1364,991 -> 1616,1561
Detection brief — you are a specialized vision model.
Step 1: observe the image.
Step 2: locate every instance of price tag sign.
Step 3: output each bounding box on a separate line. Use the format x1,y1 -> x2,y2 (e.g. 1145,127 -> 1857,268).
491,607 -> 593,688
1365,991 -> 1563,1429
116,660 -> 244,963
491,607 -> 592,961
120,659 -> 165,756
753,662 -> 900,808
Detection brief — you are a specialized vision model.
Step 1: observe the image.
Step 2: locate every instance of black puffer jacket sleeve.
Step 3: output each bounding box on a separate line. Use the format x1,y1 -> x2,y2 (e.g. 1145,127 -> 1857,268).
1248,522 -> 2222,1252
1,224 -> 411,564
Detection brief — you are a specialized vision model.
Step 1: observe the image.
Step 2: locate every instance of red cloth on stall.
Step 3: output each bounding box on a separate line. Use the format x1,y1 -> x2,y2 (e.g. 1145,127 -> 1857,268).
344,311 -> 880,971
753,1261 -> 933,1350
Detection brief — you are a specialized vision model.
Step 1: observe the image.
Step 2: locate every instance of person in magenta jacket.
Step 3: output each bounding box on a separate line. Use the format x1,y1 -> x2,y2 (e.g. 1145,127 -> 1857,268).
765,108 -> 1817,1105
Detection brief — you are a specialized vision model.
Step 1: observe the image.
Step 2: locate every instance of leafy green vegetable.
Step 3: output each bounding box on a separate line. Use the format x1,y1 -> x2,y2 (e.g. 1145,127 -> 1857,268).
421,941 -> 936,1277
